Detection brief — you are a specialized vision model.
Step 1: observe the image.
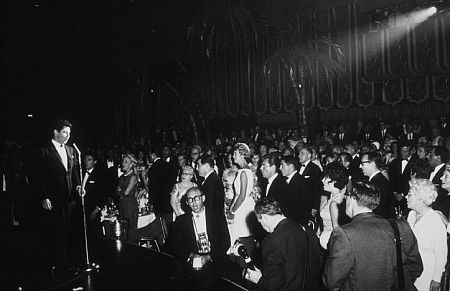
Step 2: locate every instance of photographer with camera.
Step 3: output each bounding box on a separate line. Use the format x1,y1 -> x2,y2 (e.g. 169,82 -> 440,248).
244,197 -> 322,291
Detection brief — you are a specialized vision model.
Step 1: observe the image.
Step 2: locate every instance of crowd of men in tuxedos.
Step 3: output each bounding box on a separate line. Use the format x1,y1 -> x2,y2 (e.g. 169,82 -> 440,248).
3,114 -> 450,290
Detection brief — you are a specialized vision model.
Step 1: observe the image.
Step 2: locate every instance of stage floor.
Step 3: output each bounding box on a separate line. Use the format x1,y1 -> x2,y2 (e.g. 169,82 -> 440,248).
4,226 -> 250,291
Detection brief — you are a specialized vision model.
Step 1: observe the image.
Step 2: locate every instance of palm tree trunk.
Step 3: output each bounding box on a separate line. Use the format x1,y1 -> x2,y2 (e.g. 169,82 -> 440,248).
298,66 -> 307,128
160,80 -> 199,144
282,59 -> 305,128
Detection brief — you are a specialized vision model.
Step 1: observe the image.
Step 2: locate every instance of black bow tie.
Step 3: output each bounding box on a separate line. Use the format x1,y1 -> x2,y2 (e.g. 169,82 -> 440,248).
300,164 -> 305,167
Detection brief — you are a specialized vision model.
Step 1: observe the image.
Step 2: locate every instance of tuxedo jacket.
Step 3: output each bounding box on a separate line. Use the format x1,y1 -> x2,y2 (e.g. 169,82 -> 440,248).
399,133 -> 419,146
81,167 -> 107,215
265,173 -> 287,201
282,173 -> 312,225
388,157 -> 416,195
148,158 -> 172,213
324,213 -> 423,291
430,165 -> 446,187
35,143 -> 80,204
168,207 -> 230,262
200,172 -> 225,215
333,133 -> 353,146
370,172 -> 393,219
299,162 -> 323,211
349,156 -> 364,182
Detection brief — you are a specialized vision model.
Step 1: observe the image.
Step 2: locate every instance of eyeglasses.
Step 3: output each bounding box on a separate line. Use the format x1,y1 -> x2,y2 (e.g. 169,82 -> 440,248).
186,195 -> 203,203
360,161 -> 371,165
182,173 -> 194,176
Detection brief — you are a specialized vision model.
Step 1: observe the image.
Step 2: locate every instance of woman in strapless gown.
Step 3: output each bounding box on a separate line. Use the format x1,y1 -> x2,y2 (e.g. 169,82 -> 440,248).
319,162 -> 349,249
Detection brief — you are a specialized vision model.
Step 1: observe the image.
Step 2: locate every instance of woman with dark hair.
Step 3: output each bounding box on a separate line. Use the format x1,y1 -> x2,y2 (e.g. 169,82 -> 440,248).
116,154 -> 139,244
319,161 -> 349,249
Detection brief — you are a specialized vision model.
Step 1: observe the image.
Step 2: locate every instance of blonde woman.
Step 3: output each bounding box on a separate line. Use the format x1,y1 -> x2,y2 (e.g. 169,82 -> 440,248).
116,154 -> 139,243
406,178 -> 447,291
228,143 -> 256,256
170,165 -> 197,219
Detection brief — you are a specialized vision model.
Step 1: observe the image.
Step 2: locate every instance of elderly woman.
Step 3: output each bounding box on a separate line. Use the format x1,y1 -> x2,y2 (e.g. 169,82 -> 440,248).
406,178 -> 447,291
170,165 -> 197,219
116,154 -> 139,244
319,162 -> 349,249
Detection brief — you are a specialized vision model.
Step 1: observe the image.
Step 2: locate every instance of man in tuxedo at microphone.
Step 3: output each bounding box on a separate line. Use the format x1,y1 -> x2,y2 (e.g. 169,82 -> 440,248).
244,197 -> 322,291
34,119 -> 81,269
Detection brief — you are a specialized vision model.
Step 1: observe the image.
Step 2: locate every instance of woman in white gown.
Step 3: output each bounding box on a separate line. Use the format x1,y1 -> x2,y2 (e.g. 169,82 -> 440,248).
228,143 -> 256,256
319,162 -> 348,249
406,178 -> 447,291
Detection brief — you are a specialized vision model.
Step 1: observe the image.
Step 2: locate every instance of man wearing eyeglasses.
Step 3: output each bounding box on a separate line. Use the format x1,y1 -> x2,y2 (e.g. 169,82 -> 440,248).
168,187 -> 230,289
360,152 -> 393,218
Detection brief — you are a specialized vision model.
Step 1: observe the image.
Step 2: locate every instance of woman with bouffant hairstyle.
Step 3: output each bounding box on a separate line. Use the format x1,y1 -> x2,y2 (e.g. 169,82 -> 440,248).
228,143 -> 257,259
116,154 -> 139,244
406,178 -> 447,291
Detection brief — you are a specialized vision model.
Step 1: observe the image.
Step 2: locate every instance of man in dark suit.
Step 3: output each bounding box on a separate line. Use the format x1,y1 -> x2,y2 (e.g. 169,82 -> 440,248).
148,147 -> 172,231
168,187 -> 230,289
399,123 -> 419,147
333,124 -> 353,146
372,120 -> 393,147
360,152 -> 393,218
428,146 -> 449,187
388,142 -> 416,216
260,154 -> 286,200
280,155 -> 312,225
197,154 -> 224,215
76,151 -> 107,237
324,181 -> 423,291
245,197 -> 322,291
344,143 -> 364,182
34,119 -> 81,268
298,146 -> 323,218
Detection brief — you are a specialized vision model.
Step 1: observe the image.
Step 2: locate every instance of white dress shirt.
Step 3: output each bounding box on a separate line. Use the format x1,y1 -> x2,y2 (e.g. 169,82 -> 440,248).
266,173 -> 278,196
52,139 -> 68,170
429,163 -> 445,182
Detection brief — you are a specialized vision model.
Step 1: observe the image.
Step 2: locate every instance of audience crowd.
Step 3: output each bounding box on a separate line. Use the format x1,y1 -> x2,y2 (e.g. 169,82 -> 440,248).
3,114 -> 450,290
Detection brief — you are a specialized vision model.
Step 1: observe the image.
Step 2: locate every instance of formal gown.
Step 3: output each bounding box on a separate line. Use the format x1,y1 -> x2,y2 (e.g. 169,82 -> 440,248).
171,181 -> 196,220
117,172 -> 138,243
228,168 -> 255,245
319,198 -> 333,249
407,209 -> 447,290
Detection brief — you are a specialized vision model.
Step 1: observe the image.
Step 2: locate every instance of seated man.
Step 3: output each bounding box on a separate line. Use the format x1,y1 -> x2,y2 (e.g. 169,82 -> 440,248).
168,187 -> 230,289
245,197 -> 322,291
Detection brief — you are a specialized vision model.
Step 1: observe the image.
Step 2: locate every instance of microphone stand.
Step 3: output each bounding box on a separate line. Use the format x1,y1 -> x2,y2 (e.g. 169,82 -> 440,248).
73,143 -> 100,274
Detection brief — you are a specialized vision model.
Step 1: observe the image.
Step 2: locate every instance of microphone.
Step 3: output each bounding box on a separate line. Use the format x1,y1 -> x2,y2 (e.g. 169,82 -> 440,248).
73,143 -> 81,156
233,242 -> 255,270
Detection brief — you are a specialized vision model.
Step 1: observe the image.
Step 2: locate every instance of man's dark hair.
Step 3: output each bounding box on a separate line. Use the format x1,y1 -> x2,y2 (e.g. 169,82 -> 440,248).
339,152 -> 352,165
280,155 -> 299,170
300,145 -> 314,155
152,147 -> 163,158
363,151 -> 382,169
323,162 -> 349,190
433,146 -> 449,163
84,150 -> 97,161
254,197 -> 283,217
349,181 -> 380,210
263,153 -> 281,169
53,119 -> 72,132
198,154 -> 215,168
